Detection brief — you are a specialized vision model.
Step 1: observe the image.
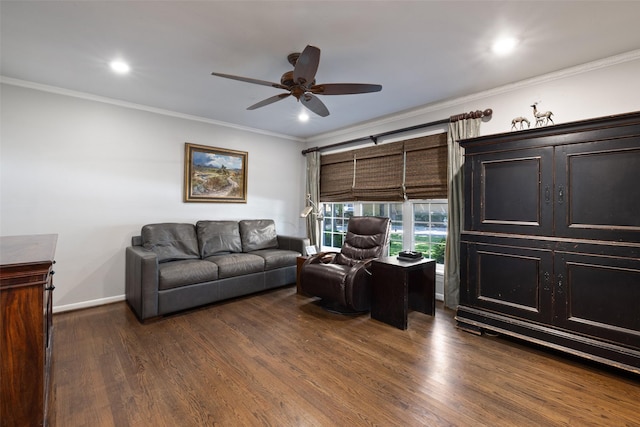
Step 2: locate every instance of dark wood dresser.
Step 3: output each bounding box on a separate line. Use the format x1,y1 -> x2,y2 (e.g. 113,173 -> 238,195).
1,234 -> 57,426
455,112 -> 640,374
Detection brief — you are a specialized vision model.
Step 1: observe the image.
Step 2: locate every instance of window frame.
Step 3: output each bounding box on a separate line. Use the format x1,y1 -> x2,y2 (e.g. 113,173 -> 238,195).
320,199 -> 447,265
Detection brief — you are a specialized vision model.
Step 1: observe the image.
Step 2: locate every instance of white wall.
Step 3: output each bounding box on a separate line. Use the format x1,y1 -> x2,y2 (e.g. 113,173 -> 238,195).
1,84 -> 307,311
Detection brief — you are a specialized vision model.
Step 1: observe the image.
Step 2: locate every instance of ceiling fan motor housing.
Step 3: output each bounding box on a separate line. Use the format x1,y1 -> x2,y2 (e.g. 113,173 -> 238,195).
280,70 -> 294,87
287,52 -> 300,66
281,70 -> 315,95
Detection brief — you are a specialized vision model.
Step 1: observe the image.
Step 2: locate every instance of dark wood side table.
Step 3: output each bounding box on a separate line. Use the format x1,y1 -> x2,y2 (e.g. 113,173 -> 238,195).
371,256 -> 436,330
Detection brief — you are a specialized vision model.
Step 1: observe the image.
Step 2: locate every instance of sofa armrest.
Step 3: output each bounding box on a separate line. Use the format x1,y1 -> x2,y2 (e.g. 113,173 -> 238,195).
277,235 -> 310,255
125,245 -> 159,321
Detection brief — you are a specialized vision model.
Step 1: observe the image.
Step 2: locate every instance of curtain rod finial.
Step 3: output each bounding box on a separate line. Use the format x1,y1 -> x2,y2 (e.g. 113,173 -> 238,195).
450,108 -> 493,123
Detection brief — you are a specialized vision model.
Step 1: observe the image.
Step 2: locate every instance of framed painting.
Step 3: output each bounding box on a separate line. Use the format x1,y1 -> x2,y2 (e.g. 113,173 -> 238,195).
184,143 -> 248,203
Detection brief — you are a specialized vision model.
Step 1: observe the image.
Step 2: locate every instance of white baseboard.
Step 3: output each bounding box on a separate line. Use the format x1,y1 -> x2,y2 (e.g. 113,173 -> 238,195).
53,294 -> 125,314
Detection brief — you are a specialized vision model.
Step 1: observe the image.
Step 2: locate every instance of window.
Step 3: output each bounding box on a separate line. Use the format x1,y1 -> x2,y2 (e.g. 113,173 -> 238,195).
321,200 -> 447,264
322,202 -> 353,249
317,133 -> 448,262
362,203 -> 403,255
413,200 -> 447,263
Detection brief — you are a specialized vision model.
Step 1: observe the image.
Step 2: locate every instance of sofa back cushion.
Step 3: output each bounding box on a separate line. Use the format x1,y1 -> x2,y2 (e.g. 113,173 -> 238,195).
196,220 -> 242,257
239,219 -> 278,252
141,223 -> 200,263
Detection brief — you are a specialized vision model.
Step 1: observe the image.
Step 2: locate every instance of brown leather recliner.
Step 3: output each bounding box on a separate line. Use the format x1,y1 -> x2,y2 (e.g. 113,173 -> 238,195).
300,216 -> 391,313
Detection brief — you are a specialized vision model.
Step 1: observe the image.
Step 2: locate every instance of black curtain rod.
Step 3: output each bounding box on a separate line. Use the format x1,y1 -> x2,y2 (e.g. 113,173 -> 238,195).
301,108 -> 492,155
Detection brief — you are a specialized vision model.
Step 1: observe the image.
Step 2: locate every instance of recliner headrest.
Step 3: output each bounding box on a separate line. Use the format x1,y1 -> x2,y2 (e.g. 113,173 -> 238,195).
335,216 -> 390,264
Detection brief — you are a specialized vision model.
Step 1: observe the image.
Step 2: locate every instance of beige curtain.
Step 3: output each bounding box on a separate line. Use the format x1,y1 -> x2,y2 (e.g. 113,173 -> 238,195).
444,117 -> 481,309
305,151 -> 321,251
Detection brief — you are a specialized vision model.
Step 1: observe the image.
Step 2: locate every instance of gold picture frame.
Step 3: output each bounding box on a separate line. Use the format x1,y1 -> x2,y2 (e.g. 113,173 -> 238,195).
183,143 -> 248,203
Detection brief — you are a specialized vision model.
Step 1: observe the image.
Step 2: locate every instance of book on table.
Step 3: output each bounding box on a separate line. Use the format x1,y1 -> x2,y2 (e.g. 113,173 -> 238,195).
397,251 -> 423,262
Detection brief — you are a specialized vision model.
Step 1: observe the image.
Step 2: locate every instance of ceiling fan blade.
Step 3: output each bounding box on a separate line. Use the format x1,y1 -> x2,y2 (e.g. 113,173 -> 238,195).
211,72 -> 288,90
301,93 -> 330,117
247,93 -> 291,110
293,45 -> 320,87
310,83 -> 382,95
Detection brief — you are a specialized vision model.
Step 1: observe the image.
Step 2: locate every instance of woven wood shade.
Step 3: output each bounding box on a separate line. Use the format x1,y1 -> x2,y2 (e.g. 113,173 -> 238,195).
320,151 -> 354,202
320,132 -> 447,202
352,142 -> 404,201
404,133 -> 448,199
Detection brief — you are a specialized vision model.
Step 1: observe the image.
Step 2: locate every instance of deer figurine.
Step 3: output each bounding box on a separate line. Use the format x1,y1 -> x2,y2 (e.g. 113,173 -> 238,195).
531,102 -> 554,127
511,116 -> 530,130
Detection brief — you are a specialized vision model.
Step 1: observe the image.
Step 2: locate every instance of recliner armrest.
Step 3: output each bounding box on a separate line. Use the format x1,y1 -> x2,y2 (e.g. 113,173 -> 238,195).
343,258 -> 376,309
125,245 -> 159,321
344,259 -> 375,280
305,251 -> 338,265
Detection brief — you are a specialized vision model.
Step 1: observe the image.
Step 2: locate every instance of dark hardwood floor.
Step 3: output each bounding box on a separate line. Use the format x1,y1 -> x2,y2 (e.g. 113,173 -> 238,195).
51,285 -> 640,426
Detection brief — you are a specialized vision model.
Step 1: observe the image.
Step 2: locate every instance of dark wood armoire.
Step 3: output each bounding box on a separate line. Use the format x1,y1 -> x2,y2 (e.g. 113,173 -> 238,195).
455,112 -> 640,374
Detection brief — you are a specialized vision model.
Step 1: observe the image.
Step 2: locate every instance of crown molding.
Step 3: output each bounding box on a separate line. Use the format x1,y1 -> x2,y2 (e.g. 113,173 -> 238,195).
3,48 -> 639,145
0,76 -> 304,142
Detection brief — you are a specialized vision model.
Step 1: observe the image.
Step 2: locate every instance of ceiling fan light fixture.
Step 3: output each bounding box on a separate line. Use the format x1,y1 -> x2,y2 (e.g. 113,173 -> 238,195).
298,111 -> 310,122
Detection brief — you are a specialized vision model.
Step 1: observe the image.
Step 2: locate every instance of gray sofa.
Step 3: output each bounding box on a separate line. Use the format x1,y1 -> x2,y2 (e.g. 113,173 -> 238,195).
126,219 -> 309,321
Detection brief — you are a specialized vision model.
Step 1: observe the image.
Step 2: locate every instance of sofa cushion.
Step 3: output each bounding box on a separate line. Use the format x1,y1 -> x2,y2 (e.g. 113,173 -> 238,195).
158,259 -> 219,290
204,253 -> 265,279
239,219 -> 278,252
249,249 -> 300,271
196,220 -> 242,257
142,223 -> 200,263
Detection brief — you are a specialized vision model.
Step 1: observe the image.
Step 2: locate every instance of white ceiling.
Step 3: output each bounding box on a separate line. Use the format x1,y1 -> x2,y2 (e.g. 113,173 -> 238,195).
2,1 -> 640,140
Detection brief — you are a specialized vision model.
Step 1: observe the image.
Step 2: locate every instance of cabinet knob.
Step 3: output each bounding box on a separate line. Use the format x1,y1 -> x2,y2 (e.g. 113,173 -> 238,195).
544,186 -> 550,204
45,285 -> 55,291
557,274 -> 564,295
558,185 -> 565,204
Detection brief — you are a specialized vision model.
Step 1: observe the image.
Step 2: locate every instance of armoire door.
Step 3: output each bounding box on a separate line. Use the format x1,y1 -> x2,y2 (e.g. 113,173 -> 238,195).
467,146 -> 554,236
554,138 -> 640,243
464,241 -> 554,323
553,251 -> 640,351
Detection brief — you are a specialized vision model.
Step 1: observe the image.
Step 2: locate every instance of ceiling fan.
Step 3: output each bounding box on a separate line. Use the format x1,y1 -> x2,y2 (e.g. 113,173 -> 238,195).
211,45 -> 382,117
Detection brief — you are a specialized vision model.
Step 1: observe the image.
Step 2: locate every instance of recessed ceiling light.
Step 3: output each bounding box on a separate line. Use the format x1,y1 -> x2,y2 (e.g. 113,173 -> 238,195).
298,111 -> 310,122
492,37 -> 518,56
110,60 -> 130,74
